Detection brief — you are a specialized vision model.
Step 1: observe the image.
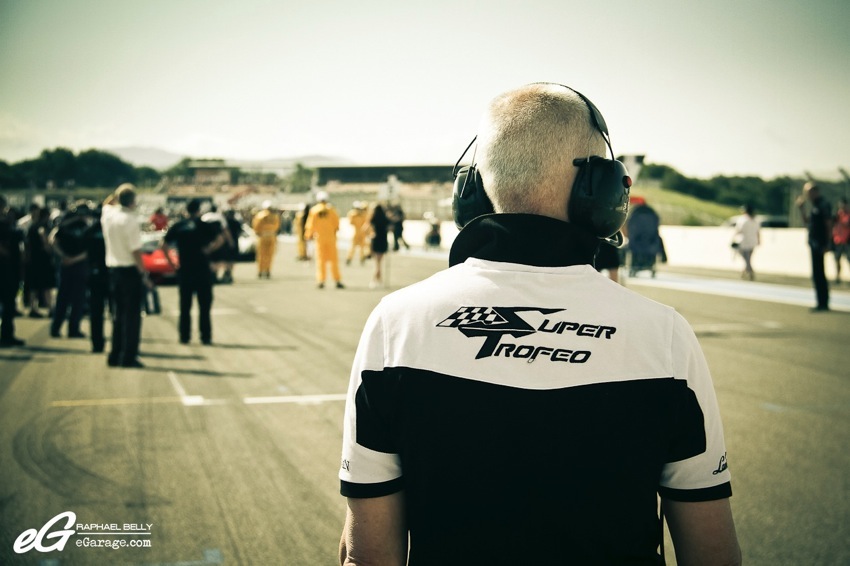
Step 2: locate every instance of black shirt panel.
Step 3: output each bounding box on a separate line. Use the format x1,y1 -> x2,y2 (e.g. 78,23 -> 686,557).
808,197 -> 832,249
352,366 -> 710,565
83,220 -> 107,274
54,216 -> 90,257
164,218 -> 220,273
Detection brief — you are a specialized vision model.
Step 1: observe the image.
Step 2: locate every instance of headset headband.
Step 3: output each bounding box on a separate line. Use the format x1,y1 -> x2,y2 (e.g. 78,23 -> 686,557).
528,82 -> 616,160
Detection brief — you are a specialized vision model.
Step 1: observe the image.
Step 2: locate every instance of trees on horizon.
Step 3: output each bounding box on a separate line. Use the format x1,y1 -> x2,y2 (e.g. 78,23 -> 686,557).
1,147 -> 846,219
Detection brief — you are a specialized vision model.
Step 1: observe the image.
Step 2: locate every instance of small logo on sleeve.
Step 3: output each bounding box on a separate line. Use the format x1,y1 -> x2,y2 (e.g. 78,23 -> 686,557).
712,453 -> 728,475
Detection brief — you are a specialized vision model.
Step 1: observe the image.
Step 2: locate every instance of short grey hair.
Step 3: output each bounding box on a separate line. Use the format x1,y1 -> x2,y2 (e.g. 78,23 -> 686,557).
476,84 -> 606,221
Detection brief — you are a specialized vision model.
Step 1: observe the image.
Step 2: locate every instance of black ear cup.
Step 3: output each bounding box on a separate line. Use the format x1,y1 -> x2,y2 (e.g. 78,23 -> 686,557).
452,166 -> 495,229
568,156 -> 632,238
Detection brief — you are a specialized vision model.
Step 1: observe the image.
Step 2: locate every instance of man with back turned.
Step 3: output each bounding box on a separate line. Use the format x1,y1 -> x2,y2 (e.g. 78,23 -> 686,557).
338,83 -> 741,565
798,182 -> 832,311
162,199 -> 225,345
101,184 -> 151,368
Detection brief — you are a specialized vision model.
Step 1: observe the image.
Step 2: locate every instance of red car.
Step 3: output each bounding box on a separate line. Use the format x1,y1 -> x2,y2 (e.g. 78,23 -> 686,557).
140,233 -> 179,283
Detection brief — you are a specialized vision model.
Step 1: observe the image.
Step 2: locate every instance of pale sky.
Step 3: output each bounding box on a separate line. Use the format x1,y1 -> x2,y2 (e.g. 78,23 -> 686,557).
1,0 -> 848,180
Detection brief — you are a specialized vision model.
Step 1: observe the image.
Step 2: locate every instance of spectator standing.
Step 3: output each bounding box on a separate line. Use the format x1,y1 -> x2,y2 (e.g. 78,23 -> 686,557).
346,201 -> 370,266
306,191 -> 344,289
49,202 -> 92,338
797,182 -> 832,311
293,203 -> 311,261
338,82 -> 740,566
424,212 -> 442,250
221,209 -> 243,283
24,207 -> 55,318
162,199 -> 224,345
16,203 -> 38,234
49,200 -> 68,227
201,203 -> 234,283
102,184 -> 152,368
252,201 -> 280,278
149,207 -> 169,231
0,195 -> 25,347
626,197 -> 663,277
388,203 -> 409,251
368,203 -> 390,288
732,204 -> 760,280
17,203 -> 39,311
832,197 -> 850,284
84,207 -> 109,353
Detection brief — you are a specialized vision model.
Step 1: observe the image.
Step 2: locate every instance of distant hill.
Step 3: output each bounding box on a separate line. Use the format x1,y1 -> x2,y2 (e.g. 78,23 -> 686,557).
631,181 -> 742,226
108,147 -> 352,171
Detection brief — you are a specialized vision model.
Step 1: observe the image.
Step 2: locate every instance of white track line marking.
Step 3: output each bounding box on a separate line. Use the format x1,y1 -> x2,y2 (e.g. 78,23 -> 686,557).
168,371 -> 207,406
50,387 -> 345,408
242,393 -> 347,405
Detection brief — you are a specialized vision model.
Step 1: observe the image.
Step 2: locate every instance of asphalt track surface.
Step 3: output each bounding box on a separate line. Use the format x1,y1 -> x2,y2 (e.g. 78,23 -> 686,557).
1,241 -> 848,565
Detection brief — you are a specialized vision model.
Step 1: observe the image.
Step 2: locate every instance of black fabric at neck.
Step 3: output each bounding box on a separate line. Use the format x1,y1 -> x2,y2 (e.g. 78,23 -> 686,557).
448,213 -> 599,268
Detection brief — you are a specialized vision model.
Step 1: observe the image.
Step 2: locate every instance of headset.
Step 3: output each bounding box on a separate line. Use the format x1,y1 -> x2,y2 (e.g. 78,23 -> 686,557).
451,83 -> 632,245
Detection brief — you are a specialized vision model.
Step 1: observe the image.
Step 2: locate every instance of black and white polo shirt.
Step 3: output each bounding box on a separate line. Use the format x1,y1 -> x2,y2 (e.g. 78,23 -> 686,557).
340,214 -> 732,564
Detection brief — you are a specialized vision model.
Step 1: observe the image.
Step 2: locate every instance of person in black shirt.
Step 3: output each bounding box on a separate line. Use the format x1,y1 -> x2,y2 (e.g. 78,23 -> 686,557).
798,182 -> 832,311
162,199 -> 225,345
0,195 -> 25,347
49,202 -> 92,338
84,207 -> 110,353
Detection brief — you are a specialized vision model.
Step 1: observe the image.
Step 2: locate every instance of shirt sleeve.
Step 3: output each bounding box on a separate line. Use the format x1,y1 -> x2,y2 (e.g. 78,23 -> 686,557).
339,303 -> 404,498
659,313 -> 732,501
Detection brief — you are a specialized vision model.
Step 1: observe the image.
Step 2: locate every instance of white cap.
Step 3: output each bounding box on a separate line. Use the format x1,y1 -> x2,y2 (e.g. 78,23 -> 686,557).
316,191 -> 329,202
262,200 -> 272,209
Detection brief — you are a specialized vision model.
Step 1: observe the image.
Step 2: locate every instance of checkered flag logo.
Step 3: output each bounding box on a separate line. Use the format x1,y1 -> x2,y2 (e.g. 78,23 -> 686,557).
437,307 -> 506,328
437,305 -> 564,358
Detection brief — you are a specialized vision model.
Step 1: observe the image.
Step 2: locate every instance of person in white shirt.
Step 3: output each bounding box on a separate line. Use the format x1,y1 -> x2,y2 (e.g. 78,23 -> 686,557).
338,82 -> 741,566
101,183 -> 151,368
733,204 -> 760,280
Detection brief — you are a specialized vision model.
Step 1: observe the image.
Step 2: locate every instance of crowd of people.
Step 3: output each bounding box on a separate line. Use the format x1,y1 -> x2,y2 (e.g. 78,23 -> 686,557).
0,189 -> 240,355
728,183 -> 850,311
0,188 -> 417,351
597,185 -> 850,314
1,195 -> 109,348
4,175 -> 845,355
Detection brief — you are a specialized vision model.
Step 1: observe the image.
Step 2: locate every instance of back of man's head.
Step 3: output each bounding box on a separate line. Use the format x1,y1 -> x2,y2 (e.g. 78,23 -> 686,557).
115,183 -> 137,207
187,198 -> 203,216
476,83 -> 606,222
71,199 -> 92,216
